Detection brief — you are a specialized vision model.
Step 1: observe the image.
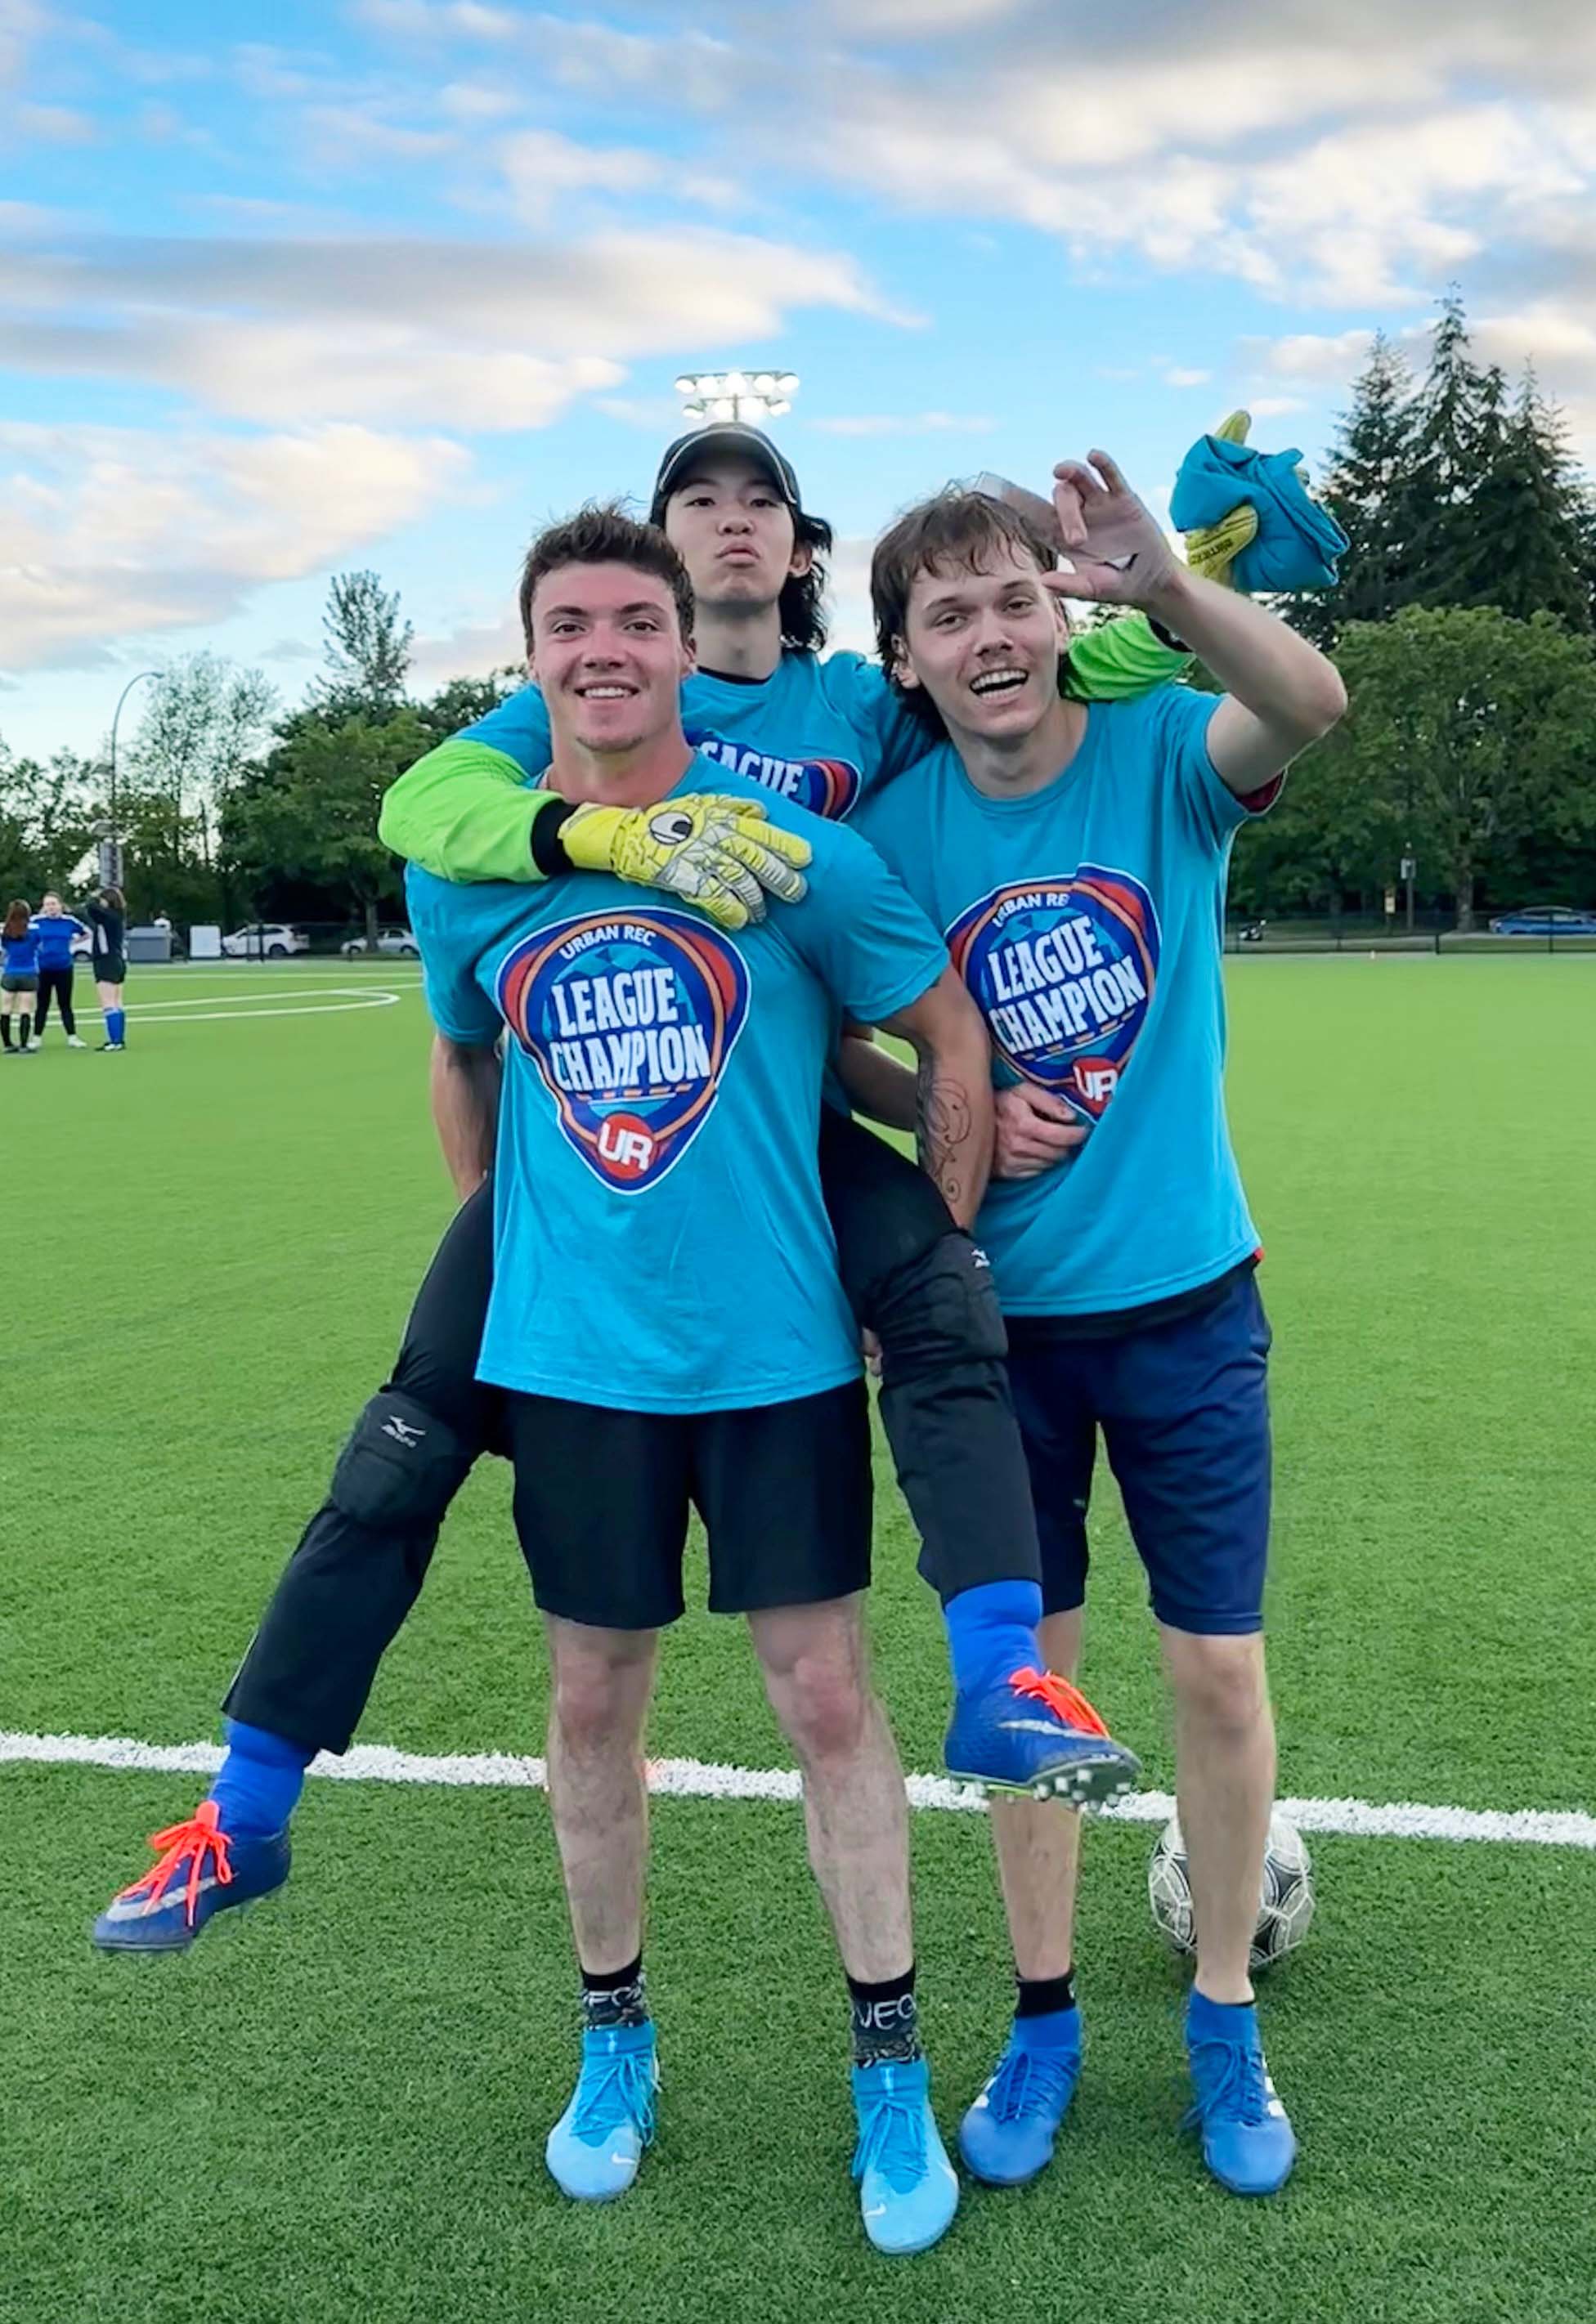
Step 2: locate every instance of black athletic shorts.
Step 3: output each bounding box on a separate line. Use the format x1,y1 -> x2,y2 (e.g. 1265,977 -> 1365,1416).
94,956 -> 127,985
504,1377 -> 873,1630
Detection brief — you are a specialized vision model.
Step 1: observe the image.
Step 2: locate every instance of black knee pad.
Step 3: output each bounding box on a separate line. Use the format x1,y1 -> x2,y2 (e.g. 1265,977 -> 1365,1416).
869,1233 -> 1011,1377
327,1391 -> 479,1532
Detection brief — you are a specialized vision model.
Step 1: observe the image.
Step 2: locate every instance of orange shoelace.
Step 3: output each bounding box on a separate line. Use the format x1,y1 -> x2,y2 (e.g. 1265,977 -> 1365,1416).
115,1799 -> 235,1927
1009,1666 -> 1110,1740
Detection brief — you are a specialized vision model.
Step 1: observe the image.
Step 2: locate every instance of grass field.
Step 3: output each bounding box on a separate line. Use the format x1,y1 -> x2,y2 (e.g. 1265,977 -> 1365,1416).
3,957 -> 1594,2324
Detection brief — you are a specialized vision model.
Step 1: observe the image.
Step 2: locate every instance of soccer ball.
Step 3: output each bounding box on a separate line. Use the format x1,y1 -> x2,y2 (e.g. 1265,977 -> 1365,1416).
1148,1809 -> 1315,1972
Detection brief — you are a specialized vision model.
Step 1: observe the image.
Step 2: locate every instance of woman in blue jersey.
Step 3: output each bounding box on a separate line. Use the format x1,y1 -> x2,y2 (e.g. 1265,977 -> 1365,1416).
2,899 -> 41,1055
87,887 -> 128,1050
33,891 -> 90,1048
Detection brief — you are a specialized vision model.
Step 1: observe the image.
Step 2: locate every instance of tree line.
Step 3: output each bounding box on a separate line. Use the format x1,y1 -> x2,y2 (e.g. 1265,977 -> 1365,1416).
1240,293 -> 1596,925
0,575 -> 517,939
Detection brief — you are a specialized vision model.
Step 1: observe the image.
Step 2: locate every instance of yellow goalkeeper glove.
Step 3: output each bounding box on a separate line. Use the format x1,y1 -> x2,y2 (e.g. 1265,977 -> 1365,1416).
1181,408 -> 1260,589
560,795 -> 812,932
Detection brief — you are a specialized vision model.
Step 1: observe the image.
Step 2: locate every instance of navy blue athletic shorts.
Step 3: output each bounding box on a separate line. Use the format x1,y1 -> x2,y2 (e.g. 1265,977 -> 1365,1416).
1004,1265 -> 1272,1636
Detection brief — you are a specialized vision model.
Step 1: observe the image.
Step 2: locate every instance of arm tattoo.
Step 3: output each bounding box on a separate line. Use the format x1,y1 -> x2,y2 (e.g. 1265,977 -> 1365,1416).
916,1053 -> 975,1220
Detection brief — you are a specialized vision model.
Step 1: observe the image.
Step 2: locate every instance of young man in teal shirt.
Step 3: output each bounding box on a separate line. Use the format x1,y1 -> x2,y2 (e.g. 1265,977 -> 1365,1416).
851,454 -> 1345,2199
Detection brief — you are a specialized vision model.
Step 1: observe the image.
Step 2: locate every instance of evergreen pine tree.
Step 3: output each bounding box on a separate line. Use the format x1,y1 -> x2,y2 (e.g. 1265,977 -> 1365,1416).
1407,288 -> 1487,607
1477,370 -> 1594,632
1284,334 -> 1419,647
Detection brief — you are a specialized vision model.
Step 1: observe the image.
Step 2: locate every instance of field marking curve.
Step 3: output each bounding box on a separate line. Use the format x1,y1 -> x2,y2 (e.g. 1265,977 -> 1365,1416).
120,991 -> 406,1025
2,1731 -> 1593,1850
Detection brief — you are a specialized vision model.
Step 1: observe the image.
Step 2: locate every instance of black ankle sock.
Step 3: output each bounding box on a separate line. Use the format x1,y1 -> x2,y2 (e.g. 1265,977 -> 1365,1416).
580,1955 -> 648,2030
1015,1968 -> 1075,2019
0,1019 -> 10,1049
848,1965 -> 920,2065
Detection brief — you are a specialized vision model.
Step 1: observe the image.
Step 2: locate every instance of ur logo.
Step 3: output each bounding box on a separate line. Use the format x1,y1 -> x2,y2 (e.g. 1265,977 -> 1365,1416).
946,867 -> 1160,1122
495,910 -> 750,1193
688,728 -> 862,819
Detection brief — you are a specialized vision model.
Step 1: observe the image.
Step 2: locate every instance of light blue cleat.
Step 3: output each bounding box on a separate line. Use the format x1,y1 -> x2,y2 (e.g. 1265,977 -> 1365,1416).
850,2055 -> 960,2255
1183,1995 -> 1297,2196
545,2020 -> 658,2202
958,2010 -> 1082,2187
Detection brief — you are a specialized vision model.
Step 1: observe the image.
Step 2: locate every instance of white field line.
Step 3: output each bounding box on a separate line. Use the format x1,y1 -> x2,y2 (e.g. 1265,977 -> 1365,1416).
105,990 -> 406,1025
3,1730 -> 1593,1849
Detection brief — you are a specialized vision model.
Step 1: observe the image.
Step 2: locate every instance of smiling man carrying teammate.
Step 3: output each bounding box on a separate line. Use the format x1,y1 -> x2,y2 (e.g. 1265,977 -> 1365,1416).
850,452 -> 1346,2197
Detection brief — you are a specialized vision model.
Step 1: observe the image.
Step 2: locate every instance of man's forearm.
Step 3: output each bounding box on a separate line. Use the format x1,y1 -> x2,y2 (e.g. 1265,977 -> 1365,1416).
379,739 -> 558,883
1142,569 -> 1347,773
912,1045 -> 990,1229
429,1032 -> 503,1198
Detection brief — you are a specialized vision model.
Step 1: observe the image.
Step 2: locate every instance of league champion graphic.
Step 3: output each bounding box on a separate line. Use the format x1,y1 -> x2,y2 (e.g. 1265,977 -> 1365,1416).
496,910 -> 750,1192
686,726 -> 862,820
947,867 -> 1161,1123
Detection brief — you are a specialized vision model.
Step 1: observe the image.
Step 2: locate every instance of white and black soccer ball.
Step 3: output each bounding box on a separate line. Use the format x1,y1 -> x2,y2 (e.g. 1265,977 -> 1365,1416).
1148,1808 -> 1316,1972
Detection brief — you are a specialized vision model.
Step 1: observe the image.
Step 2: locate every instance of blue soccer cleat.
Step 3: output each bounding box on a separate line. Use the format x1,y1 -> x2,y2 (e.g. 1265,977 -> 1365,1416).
1183,1996 -> 1297,2196
958,2010 -> 1083,2187
944,1667 -> 1141,1807
92,1801 -> 289,1952
545,2020 -> 658,2202
850,2054 -> 960,2256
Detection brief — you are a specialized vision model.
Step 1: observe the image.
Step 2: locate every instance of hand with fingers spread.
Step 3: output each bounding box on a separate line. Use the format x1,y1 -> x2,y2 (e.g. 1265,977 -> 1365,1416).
993,1082 -> 1090,1180
1047,451 -> 1181,611
560,794 -> 811,931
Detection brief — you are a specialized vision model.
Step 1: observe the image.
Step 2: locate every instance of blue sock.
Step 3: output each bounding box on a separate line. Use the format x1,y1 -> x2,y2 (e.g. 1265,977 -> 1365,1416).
1186,1989 -> 1258,2044
943,1578 -> 1043,1697
107,1008 -> 125,1044
207,1718 -> 313,1838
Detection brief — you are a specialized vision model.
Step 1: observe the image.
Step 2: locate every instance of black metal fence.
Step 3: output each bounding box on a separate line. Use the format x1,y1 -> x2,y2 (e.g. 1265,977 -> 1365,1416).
1224,915 -> 1596,956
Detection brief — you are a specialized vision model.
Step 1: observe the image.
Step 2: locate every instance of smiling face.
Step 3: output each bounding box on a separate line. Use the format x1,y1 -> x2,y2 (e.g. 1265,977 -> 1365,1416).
894,541 -> 1070,746
662,453 -> 809,615
528,561 -> 695,758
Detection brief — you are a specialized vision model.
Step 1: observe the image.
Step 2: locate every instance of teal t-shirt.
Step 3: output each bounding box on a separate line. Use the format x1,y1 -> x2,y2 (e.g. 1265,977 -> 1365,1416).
854,687 -> 1271,1318
408,755 -> 949,1413
461,651 -> 930,822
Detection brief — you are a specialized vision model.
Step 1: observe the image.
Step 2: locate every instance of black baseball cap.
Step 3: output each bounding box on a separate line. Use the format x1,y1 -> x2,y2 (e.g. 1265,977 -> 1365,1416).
649,423 -> 803,526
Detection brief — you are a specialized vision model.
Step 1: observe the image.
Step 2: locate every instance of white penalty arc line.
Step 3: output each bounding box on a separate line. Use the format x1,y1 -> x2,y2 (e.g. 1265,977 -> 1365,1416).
3,1731 -> 1593,1850
115,992 -> 406,1025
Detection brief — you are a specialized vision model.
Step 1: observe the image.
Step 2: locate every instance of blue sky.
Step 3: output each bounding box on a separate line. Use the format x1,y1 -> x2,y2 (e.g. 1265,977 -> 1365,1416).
4,0 -> 1594,761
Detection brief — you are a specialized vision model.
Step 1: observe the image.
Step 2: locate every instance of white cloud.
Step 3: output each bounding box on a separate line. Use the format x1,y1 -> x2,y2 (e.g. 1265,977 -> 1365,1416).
1248,329 -> 1377,383
438,78 -> 521,119
0,422 -> 469,671
409,611 -> 525,690
1248,396 -> 1309,419
15,101 -> 95,141
810,412 -> 996,437
350,0 -> 519,38
500,128 -> 664,225
0,226 -> 904,429
1162,368 -> 1212,389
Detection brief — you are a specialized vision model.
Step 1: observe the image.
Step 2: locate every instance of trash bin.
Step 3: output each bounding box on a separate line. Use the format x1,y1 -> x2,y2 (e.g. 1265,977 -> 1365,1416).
126,925 -> 173,965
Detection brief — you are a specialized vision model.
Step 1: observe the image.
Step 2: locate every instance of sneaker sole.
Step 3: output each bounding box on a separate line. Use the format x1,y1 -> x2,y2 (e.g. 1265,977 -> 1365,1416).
945,1753 -> 1141,1810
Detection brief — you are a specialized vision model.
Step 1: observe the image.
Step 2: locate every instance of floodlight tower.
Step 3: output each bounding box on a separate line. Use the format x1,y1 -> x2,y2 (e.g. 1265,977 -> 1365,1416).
675,369 -> 800,426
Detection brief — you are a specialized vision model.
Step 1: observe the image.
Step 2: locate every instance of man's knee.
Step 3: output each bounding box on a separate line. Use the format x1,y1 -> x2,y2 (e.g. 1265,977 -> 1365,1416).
549,1632 -> 653,1754
869,1234 -> 1010,1379
327,1390 -> 478,1534
760,1623 -> 872,1762
1165,1630 -> 1270,1739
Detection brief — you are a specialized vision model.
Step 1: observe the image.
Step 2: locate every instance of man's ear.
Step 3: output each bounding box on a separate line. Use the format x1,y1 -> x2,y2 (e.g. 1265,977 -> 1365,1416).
890,634 -> 921,691
680,629 -> 697,678
787,537 -> 814,580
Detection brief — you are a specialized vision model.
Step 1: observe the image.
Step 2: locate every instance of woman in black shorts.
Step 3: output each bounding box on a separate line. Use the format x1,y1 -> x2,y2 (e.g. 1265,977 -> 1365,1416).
87,888 -> 128,1050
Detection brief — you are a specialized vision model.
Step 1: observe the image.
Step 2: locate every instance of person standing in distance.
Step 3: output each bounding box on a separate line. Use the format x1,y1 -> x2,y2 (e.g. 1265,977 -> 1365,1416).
1,901 -> 41,1055
87,889 -> 128,1050
31,893 -> 90,1048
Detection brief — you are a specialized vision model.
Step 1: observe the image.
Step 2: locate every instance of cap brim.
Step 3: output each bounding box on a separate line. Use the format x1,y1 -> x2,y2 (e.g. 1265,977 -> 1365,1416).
651,426 -> 800,522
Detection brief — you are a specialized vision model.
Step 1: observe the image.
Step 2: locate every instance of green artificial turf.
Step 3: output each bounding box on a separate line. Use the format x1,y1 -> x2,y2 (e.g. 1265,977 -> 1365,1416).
2,956 -> 1592,2322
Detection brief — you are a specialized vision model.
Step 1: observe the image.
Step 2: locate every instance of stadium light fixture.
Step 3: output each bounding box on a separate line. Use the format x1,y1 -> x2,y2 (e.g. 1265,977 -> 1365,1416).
676,369 -> 800,426
107,666 -> 161,854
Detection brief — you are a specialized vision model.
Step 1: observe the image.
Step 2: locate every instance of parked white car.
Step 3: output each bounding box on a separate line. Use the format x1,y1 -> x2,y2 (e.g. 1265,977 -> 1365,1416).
221,923 -> 308,959
339,925 -> 419,958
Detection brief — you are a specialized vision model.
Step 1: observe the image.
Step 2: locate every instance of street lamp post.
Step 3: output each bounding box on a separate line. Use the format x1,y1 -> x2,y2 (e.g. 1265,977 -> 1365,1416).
674,369 -> 800,426
106,667 -> 160,887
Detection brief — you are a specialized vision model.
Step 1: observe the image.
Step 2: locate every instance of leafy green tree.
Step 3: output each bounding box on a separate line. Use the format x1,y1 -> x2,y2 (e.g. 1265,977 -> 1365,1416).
1320,605 -> 1596,929
413,668 -> 522,750
318,571 -> 414,719
225,705 -> 428,947
0,745 -> 100,902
